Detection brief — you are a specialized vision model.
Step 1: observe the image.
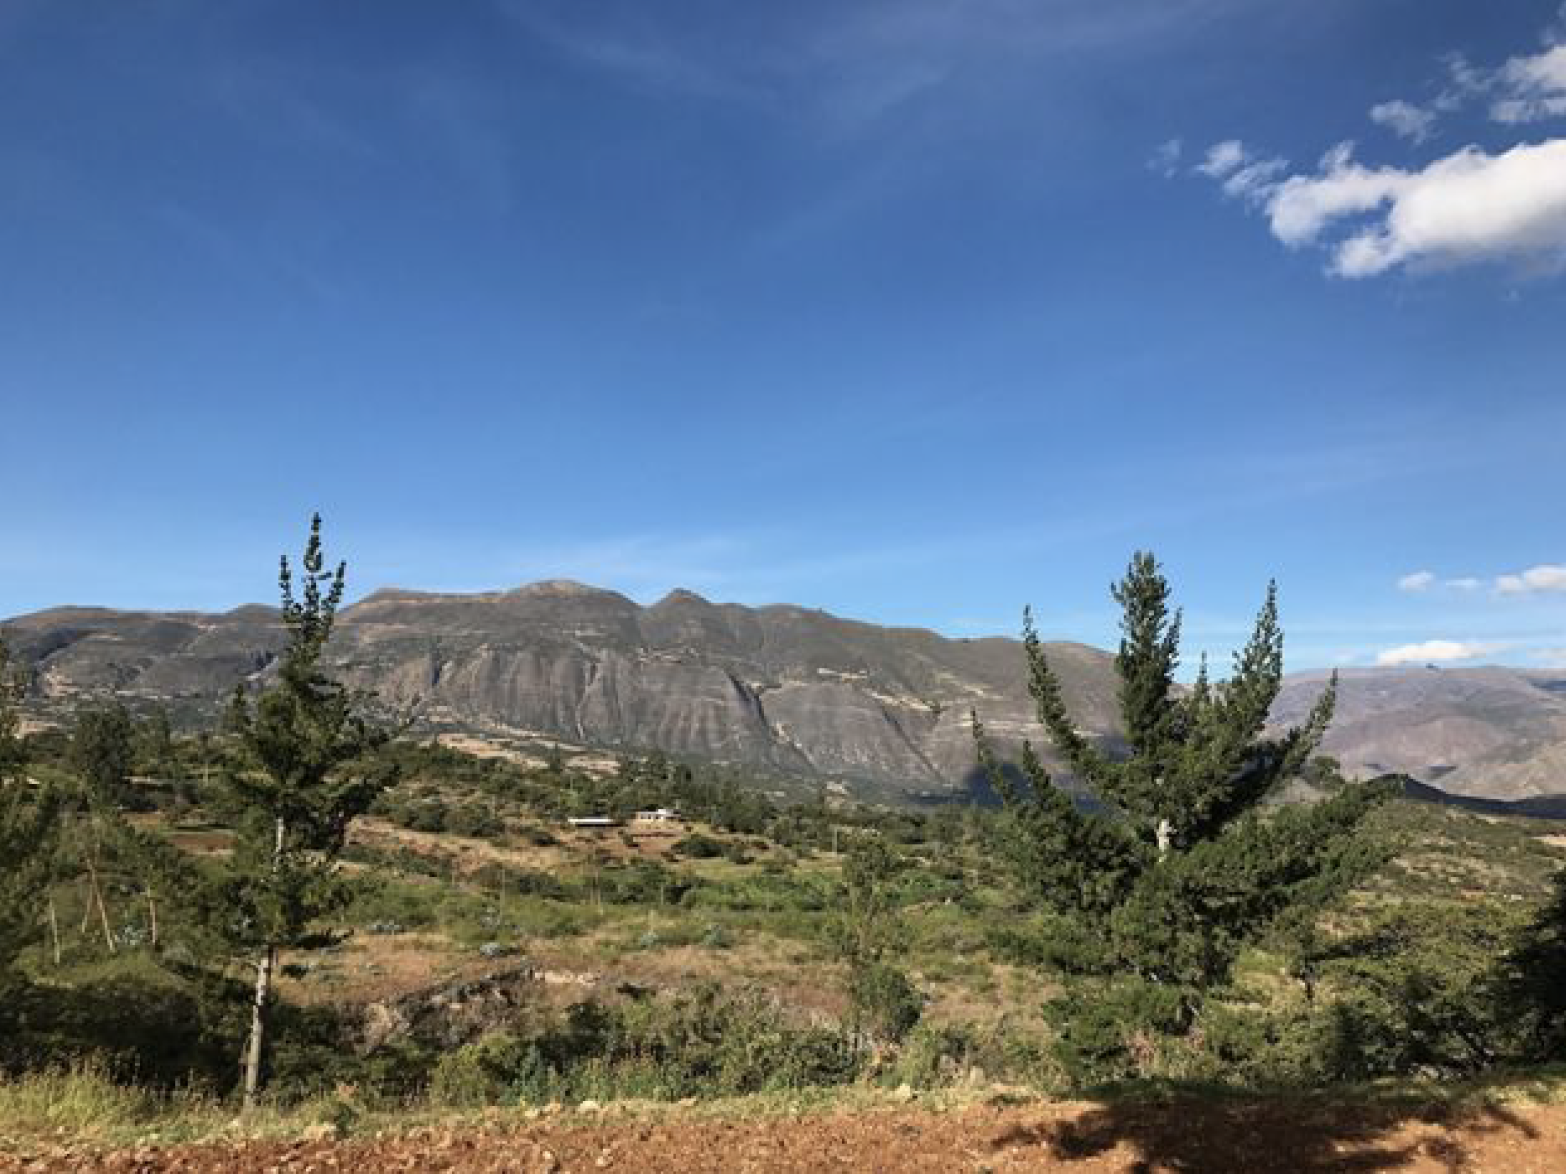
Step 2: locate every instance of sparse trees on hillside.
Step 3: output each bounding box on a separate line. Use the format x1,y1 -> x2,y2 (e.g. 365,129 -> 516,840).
223,515 -> 399,1109
975,552 -> 1389,1078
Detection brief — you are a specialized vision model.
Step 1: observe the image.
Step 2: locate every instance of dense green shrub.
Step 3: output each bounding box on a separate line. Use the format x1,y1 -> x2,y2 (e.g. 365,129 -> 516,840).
1310,903 -> 1525,1078
672,834 -> 724,859
848,961 -> 922,1045
426,987 -> 858,1105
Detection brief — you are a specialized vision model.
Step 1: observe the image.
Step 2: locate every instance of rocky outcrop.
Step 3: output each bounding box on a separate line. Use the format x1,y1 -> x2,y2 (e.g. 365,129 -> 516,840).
9,582 -> 1561,800
1,581 -> 1119,798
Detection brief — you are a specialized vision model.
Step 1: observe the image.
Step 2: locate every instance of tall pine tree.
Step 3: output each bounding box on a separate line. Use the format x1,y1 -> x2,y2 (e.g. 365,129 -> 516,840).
975,552 -> 1388,1071
223,515 -> 398,1108
0,637 -> 58,999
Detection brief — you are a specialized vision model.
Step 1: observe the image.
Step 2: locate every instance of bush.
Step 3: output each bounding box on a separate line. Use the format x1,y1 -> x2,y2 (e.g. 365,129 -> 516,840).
849,961 -> 922,1045
445,803 -> 504,840
1044,978 -> 1192,1086
1308,902 -> 1523,1079
673,834 -> 724,860
423,987 -> 859,1106
429,1032 -> 550,1107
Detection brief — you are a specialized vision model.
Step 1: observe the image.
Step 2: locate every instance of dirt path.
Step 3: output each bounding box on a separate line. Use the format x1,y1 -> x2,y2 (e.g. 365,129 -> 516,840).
6,1095 -> 1566,1173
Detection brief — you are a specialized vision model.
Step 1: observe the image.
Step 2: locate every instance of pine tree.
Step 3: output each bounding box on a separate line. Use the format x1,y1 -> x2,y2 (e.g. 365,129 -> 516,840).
837,833 -> 921,1049
223,515 -> 398,1109
974,552 -> 1389,1071
0,637 -> 58,994
66,701 -> 137,953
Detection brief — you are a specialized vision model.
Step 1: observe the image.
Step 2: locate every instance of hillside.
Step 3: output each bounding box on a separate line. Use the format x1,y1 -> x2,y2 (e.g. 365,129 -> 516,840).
1272,665 -> 1566,800
0,583 -> 1120,800
6,585 -> 1564,801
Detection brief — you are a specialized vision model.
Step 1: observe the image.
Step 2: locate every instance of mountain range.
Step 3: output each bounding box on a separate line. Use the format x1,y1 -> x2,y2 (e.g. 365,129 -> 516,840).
3,581 -> 1563,803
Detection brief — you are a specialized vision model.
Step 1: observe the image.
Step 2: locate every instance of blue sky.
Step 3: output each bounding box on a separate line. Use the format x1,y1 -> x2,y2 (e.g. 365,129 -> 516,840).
1,0 -> 1563,673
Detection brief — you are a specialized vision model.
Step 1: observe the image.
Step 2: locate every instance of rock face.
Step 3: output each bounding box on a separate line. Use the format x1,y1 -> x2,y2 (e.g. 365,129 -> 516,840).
0,581 -> 1120,799
7,583 -> 1562,800
1271,666 -> 1566,800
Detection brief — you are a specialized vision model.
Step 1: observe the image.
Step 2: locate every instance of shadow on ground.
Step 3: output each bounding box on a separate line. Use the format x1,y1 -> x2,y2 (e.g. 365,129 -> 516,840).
990,1094 -> 1541,1172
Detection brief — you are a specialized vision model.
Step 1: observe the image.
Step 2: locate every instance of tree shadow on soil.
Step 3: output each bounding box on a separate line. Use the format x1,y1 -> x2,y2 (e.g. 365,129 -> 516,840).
988,1094 -> 1539,1172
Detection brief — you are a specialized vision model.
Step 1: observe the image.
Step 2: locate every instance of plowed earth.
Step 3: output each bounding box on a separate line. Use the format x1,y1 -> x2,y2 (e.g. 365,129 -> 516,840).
6,1096 -> 1566,1173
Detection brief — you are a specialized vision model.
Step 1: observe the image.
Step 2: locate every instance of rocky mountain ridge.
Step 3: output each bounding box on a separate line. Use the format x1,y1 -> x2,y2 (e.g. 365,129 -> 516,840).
5,582 -> 1562,801
1,581 -> 1120,800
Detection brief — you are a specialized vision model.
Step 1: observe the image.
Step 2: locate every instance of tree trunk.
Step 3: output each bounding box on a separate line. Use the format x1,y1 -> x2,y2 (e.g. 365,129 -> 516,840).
145,886 -> 159,950
46,895 -> 61,966
241,942 -> 276,1111
1154,818 -> 1173,859
241,817 -> 287,1113
87,854 -> 116,954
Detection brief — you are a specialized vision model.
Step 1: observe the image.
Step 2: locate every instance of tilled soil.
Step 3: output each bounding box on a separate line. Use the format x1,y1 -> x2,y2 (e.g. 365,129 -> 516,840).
5,1096 -> 1566,1173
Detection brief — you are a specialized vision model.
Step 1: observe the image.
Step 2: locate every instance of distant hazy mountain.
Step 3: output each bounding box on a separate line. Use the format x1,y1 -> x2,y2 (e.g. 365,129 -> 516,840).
1271,666 -> 1566,800
5,585 -> 1562,801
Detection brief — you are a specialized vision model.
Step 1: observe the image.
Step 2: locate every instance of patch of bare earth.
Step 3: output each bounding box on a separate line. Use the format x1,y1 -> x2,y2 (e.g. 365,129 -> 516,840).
8,1096 -> 1566,1173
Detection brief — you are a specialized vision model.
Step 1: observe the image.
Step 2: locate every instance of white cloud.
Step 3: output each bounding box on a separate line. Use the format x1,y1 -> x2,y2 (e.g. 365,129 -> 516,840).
1492,43 -> 1566,124
1495,563 -> 1566,594
1255,139 -> 1566,277
1375,639 -> 1507,667
1223,156 -> 1289,202
1193,140 -> 1287,202
1196,139 -> 1247,178
1149,138 -> 1183,177
1397,570 -> 1436,592
1532,647 -> 1566,667
1370,99 -> 1436,142
1444,577 -> 1482,591
1202,13 -> 1566,278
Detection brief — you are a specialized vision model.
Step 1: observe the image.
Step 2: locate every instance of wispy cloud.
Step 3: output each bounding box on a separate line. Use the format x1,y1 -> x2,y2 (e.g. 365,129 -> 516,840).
1199,142 -> 1289,201
1369,99 -> 1436,143
1365,10 -> 1566,137
1496,563 -> 1566,595
1397,570 -> 1436,592
1197,12 -> 1566,279
1148,138 -> 1183,177
1375,638 -> 1510,667
498,0 -> 1256,137
1491,41 -> 1566,124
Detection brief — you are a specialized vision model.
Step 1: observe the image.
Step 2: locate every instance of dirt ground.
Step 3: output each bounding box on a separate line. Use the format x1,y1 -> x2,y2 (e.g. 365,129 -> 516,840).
7,1095 -> 1566,1173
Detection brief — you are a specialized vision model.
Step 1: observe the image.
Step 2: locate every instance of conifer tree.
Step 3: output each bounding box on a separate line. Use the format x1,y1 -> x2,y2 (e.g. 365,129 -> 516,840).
67,702 -> 137,953
223,515 -> 398,1109
0,637 -> 58,992
975,552 -> 1388,1069
837,834 -> 921,1048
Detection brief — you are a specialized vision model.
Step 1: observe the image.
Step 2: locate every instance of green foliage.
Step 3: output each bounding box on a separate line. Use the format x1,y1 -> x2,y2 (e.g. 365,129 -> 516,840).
135,707 -> 177,779
1500,869 -> 1566,1061
835,834 -> 924,1046
672,832 -> 725,859
975,552 -> 1391,1080
69,702 -> 136,808
847,961 -> 922,1045
220,516 -> 400,1103
428,987 -> 858,1106
0,638 -> 60,1004
222,516 -> 398,953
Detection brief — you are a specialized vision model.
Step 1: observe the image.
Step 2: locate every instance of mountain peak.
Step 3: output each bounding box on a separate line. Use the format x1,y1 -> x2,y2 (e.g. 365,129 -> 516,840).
653,588 -> 713,608
510,579 -> 609,597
